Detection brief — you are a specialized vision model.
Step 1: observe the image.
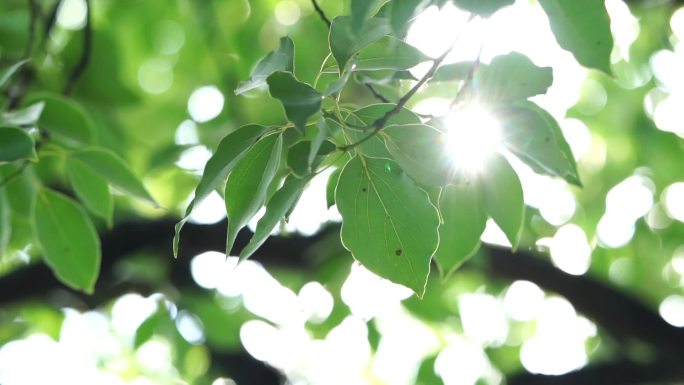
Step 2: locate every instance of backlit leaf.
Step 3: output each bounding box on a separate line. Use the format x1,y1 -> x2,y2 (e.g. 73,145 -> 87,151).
73,147 -> 157,207
336,156 -> 440,295
65,157 -> 113,226
33,188 -> 100,293
235,36 -> 295,95
345,103 -> 421,159
27,93 -> 95,146
502,101 -> 580,185
1,102 -> 44,126
434,182 -> 487,277
329,16 -> 391,73
383,123 -> 453,186
239,175 -> 310,260
351,0 -> 383,30
225,133 -> 283,255
452,0 -> 514,16
267,71 -> 322,131
477,52 -> 553,103
0,59 -> 27,88
481,154 -> 524,248
356,36 -> 429,71
538,0 -> 613,74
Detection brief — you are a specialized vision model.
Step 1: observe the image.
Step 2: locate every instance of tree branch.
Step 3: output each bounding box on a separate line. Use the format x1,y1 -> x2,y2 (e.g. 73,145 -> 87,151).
364,82 -> 391,103
63,0 -> 92,95
311,0 -> 331,28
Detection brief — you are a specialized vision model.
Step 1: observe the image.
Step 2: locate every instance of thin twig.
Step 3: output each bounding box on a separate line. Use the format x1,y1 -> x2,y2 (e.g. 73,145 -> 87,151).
338,25 -> 472,150
364,83 -> 390,103
0,162 -> 29,190
311,0 -> 331,28
450,44 -> 483,109
63,0 -> 92,95
24,0 -> 39,59
44,0 -> 62,40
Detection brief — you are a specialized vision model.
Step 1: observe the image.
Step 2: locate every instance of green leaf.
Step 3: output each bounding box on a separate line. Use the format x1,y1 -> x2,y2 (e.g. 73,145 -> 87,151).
73,147 -> 157,207
351,0 -> 383,30
452,0 -> 514,16
267,71 -> 322,131
33,188 -> 101,293
501,101 -> 580,185
336,156 -> 440,295
326,167 -> 341,209
384,0 -> 428,37
225,133 -> 283,255
477,52 -> 553,103
538,0 -> 613,74
329,16 -> 391,73
345,103 -> 421,159
65,157 -> 114,226
173,125 -> 268,257
239,175 -> 310,260
356,36 -> 430,71
1,102 -> 44,126
323,68 -> 352,96
235,36 -> 295,95
481,154 -> 524,248
0,126 -> 37,163
383,123 -> 454,186
434,182 -> 487,277
27,93 -> 95,146
431,61 -> 479,83
0,59 -> 28,88
288,140 -> 335,177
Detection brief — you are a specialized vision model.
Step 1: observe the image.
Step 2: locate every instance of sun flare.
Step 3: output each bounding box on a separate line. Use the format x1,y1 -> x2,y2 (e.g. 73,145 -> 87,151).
443,105 -> 503,173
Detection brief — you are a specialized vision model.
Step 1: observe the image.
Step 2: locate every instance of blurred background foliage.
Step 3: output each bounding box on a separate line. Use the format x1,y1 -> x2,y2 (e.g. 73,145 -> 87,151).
1,0 -> 684,384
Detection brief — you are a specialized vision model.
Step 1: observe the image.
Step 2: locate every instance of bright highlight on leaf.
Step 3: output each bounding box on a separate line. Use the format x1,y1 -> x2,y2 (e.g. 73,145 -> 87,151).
443,105 -> 503,173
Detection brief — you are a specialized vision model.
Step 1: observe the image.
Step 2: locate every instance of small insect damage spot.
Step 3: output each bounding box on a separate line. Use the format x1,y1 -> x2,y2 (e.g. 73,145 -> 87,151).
395,249 -> 402,256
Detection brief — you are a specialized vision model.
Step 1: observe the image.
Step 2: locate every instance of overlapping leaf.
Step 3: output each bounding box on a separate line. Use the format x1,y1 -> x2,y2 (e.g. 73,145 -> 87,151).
477,52 -> 553,103
336,156 -> 440,295
356,36 -> 429,71
480,154 -> 524,248
329,16 -> 391,73
27,93 -> 95,146
65,157 -> 114,225
33,188 -> 101,293
235,36 -> 295,95
225,133 -> 283,255
539,0 -> 613,74
267,71 -> 322,131
0,125 -> 37,163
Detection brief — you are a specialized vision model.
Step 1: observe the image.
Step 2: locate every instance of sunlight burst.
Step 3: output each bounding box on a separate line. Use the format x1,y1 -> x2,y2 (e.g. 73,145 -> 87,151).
443,105 -> 503,173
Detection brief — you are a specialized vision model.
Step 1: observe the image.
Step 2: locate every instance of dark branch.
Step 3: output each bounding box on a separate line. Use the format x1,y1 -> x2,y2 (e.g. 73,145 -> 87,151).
311,0 -> 331,28
364,83 -> 391,103
63,0 -> 92,95
24,0 -> 39,59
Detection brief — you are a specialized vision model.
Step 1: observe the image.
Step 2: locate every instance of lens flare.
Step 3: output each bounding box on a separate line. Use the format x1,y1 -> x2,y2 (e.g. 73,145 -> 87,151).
444,105 -> 503,173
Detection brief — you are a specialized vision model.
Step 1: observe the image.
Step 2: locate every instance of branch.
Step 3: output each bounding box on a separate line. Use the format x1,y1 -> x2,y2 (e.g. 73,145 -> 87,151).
311,0 -> 331,28
63,0 -> 92,95
23,0 -> 39,59
364,82 -> 391,103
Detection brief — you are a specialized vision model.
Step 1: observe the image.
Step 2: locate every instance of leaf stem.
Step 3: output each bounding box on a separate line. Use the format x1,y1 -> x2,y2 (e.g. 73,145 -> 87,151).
364,83 -> 391,103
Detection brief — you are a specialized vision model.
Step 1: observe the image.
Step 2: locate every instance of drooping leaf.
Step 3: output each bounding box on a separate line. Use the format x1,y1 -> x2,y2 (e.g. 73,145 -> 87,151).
345,103 -> 421,159
335,156 -> 440,295
73,147 -> 157,207
326,167 -> 342,209
1,102 -> 44,126
323,68 -> 352,96
267,71 -> 322,131
173,125 -> 268,257
239,175 -> 310,260
351,0 -> 384,30
481,154 -> 524,248
329,16 -> 391,73
287,140 -> 335,177
383,123 -> 454,186
0,125 -> 37,163
452,0 -> 514,16
355,36 -> 430,71
225,133 -> 283,255
235,36 -> 295,95
434,182 -> 487,277
65,157 -> 114,226
538,0 -> 613,74
0,59 -> 28,88
33,188 -> 101,293
501,101 -> 580,185
477,52 -> 553,103
26,93 -> 95,146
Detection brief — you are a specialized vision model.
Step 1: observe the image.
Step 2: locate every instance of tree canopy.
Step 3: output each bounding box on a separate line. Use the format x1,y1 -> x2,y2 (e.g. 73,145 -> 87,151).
1,0 -> 684,384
